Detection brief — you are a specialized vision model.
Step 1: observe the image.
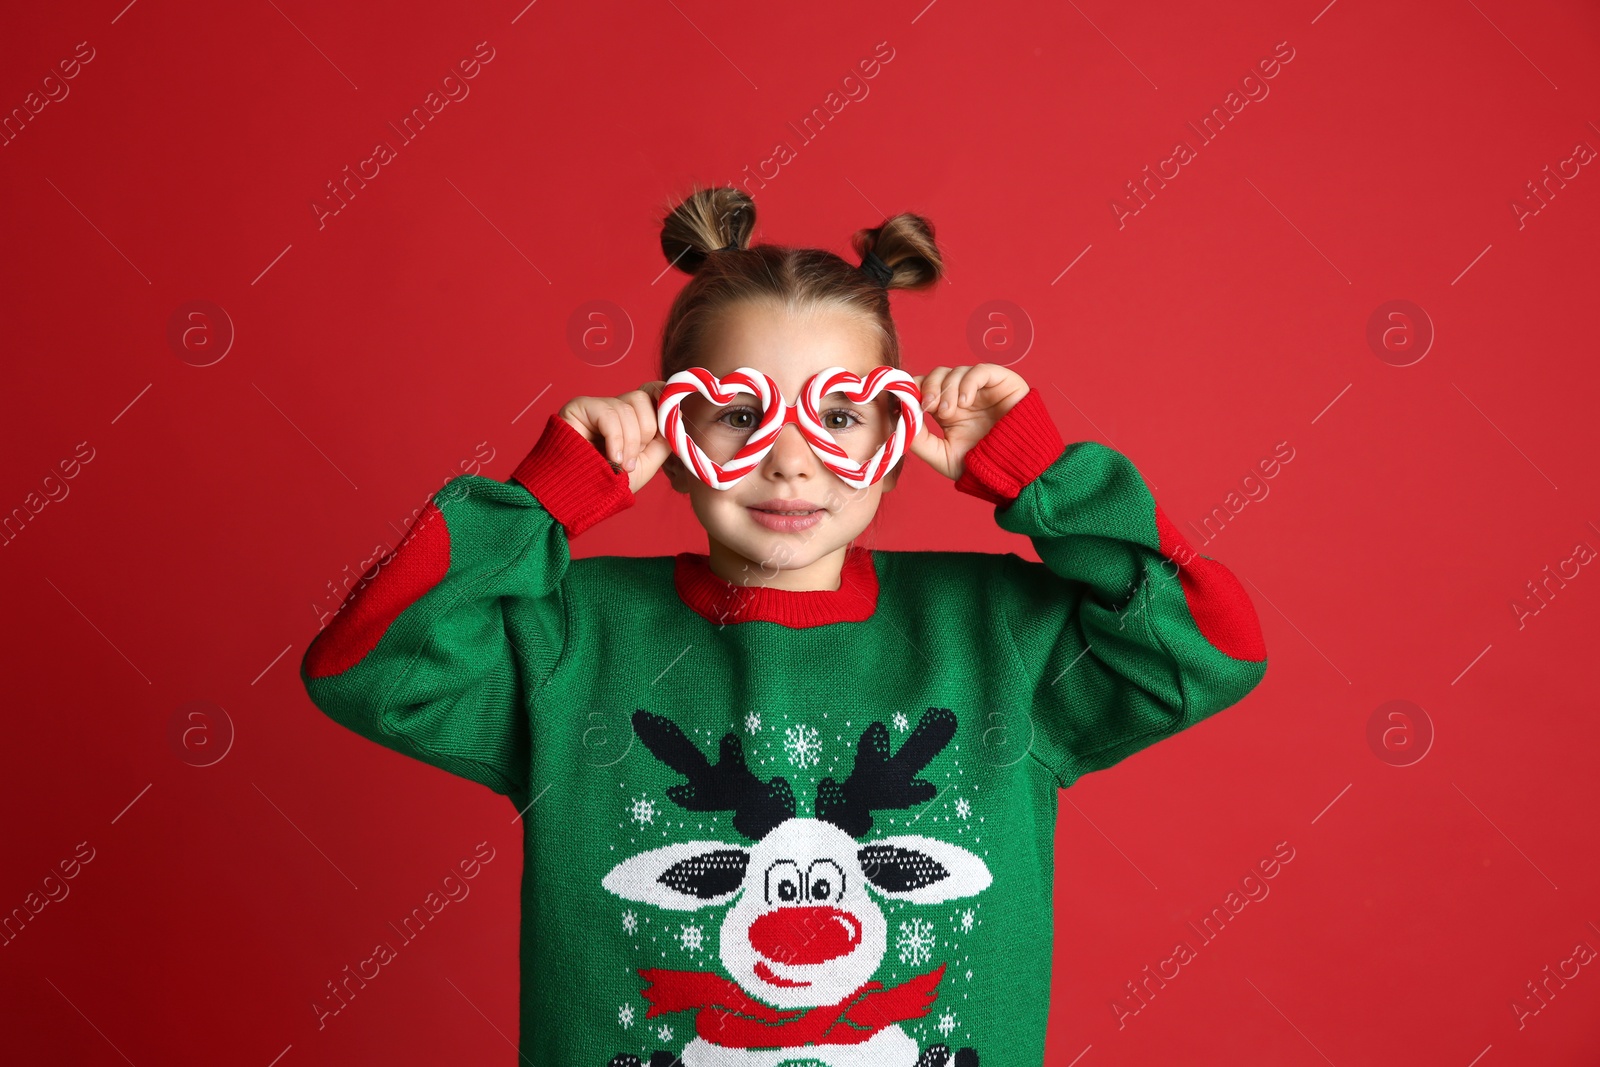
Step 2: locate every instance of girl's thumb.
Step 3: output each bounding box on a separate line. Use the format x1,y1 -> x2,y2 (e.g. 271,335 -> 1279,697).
628,434 -> 674,494
907,418 -> 954,479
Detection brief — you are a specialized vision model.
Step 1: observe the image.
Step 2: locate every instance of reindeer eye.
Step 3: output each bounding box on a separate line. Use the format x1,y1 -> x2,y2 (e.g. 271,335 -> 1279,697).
765,860 -> 802,905
806,859 -> 844,902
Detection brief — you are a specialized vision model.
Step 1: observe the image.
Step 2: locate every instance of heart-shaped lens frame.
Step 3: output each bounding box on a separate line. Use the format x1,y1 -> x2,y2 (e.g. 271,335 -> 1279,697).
656,365 -> 923,490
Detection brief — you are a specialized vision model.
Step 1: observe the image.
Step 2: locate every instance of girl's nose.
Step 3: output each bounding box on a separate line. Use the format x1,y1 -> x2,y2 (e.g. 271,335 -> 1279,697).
761,419 -> 815,478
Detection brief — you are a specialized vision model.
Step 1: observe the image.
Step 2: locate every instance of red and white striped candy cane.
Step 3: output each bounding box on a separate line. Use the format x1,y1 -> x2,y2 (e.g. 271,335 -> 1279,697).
655,367 -> 790,490
794,365 -> 924,489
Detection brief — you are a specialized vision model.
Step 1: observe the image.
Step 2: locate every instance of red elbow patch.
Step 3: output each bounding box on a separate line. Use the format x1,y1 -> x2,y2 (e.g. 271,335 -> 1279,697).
1153,504 -> 1267,662
304,502 -> 451,679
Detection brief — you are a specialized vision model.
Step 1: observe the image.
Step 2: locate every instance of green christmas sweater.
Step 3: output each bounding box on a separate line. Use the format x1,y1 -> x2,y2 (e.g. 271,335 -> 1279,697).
300,387 -> 1268,1067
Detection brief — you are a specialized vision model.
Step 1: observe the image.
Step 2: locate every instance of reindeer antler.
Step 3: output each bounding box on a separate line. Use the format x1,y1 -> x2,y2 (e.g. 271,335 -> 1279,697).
632,710 -> 796,841
816,707 -> 956,838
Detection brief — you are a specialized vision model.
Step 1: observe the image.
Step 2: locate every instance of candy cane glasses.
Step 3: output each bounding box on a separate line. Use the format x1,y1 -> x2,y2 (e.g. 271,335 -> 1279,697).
656,366 -> 924,490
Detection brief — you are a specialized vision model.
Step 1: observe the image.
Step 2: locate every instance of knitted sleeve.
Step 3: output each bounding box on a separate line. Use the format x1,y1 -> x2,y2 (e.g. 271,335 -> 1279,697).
299,413 -> 634,796
954,388 -> 1268,789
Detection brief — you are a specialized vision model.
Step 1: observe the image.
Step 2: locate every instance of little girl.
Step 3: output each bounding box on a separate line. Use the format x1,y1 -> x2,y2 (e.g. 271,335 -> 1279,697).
301,187 -> 1268,1067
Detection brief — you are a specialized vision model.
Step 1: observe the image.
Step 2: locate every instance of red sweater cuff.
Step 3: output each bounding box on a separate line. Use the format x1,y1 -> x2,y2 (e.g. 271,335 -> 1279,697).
511,414 -> 635,539
953,387 -> 1065,506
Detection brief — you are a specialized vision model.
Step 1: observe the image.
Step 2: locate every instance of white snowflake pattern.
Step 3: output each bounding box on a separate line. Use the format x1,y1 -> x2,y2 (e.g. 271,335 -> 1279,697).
959,908 -> 975,934
629,795 -> 656,826
938,1010 -> 957,1038
954,797 -> 971,820
656,1024 -> 674,1043
622,909 -> 638,935
784,724 -> 822,769
745,711 -> 761,733
619,1003 -> 635,1029
898,917 -> 936,966
892,711 -> 909,732
679,923 -> 705,954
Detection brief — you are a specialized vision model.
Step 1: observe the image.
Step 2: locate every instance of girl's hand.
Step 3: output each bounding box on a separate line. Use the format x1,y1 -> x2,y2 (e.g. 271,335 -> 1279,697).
908,363 -> 1031,481
558,382 -> 674,495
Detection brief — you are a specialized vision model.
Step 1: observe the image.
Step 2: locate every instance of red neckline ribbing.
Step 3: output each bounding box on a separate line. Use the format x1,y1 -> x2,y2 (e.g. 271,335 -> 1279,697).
672,544 -> 879,628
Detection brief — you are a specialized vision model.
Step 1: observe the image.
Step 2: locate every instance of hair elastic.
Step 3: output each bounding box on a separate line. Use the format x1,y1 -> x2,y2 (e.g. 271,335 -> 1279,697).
859,248 -> 894,288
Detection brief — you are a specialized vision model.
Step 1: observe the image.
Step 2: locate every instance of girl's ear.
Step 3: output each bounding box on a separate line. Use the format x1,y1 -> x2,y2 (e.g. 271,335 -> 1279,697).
663,453 -> 692,494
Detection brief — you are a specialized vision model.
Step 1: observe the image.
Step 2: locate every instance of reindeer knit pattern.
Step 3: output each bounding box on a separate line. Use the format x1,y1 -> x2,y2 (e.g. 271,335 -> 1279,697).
300,388 -> 1268,1067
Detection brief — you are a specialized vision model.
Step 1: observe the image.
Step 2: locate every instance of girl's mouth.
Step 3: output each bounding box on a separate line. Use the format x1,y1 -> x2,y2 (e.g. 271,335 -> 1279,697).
747,507 -> 825,533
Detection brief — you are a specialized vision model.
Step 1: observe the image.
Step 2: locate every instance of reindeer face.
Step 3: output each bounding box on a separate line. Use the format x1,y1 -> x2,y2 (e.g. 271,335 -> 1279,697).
604,815 -> 991,1010
603,706 -> 993,1016
735,816 -> 990,1008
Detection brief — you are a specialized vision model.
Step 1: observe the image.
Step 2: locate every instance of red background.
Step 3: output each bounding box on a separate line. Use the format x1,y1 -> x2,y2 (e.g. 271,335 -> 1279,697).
3,1 -> 1598,1063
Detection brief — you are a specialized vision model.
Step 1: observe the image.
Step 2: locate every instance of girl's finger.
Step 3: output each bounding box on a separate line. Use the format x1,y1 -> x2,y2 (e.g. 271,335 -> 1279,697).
559,397 -> 598,442
907,417 -> 937,458
641,432 -> 672,465
628,431 -> 674,491
920,367 -> 950,411
908,416 -> 955,477
627,391 -> 660,447
617,403 -> 642,470
959,364 -> 1001,407
595,406 -> 625,466
937,367 -> 970,414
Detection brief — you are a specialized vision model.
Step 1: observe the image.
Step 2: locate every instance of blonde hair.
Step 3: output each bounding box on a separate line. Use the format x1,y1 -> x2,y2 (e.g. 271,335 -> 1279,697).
655,184 -> 945,382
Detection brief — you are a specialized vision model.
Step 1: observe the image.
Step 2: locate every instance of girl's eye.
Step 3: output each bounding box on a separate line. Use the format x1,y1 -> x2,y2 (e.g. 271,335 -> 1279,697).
715,407 -> 864,431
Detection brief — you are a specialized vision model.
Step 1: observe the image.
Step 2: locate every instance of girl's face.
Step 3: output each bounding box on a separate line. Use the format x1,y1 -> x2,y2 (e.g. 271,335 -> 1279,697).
664,299 -> 902,587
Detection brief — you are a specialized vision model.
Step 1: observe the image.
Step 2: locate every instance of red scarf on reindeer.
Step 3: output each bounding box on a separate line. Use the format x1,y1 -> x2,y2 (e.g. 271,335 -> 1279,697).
637,962 -> 946,1048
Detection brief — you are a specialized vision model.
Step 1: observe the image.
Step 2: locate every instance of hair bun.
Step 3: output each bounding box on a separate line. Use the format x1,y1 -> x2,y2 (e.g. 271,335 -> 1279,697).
852,213 -> 943,291
660,185 -> 756,274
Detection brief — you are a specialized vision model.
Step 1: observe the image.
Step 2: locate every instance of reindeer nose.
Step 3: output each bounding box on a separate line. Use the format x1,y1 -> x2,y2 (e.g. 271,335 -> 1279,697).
748,907 -> 861,966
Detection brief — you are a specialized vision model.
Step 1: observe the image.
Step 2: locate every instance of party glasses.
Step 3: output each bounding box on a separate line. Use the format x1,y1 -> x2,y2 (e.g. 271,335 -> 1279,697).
656,365 -> 924,490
